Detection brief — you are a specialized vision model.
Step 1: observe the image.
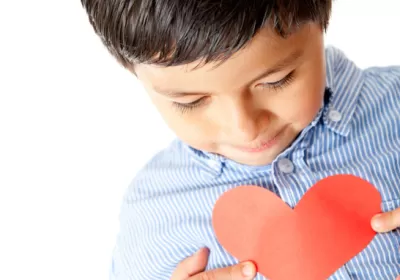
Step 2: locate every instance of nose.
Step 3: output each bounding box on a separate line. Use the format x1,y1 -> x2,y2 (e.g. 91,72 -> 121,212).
221,97 -> 267,143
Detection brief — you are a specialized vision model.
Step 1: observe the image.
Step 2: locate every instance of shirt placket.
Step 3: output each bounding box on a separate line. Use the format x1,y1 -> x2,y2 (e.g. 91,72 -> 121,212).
270,129 -> 354,280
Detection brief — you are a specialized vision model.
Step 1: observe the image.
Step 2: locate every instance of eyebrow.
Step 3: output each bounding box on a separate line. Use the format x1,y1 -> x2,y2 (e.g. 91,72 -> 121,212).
153,49 -> 303,97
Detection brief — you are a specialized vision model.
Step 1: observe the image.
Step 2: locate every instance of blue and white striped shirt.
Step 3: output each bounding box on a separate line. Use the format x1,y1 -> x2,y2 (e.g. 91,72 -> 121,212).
111,47 -> 400,280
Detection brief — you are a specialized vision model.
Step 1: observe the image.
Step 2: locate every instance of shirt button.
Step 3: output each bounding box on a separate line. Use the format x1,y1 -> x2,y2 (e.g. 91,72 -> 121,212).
328,109 -> 342,122
278,158 -> 294,174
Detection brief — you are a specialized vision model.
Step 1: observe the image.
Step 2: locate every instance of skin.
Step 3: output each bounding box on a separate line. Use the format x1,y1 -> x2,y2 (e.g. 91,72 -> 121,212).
132,22 -> 400,279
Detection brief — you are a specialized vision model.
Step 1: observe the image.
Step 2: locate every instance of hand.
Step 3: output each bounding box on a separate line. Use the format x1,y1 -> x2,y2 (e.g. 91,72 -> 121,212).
170,248 -> 256,280
371,208 -> 400,280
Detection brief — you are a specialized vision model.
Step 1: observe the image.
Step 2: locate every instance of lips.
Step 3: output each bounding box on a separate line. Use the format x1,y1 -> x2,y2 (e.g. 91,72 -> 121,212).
235,128 -> 284,153
238,137 -> 278,152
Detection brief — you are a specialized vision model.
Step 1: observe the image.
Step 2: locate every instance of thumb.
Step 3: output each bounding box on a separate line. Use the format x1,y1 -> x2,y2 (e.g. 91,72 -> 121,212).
371,207 -> 400,233
171,248 -> 210,279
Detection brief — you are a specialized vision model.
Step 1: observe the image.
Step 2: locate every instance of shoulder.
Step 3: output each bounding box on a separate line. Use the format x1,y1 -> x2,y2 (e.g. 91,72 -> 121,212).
363,65 -> 400,95
124,138 -> 218,204
357,65 -> 400,119
124,139 -> 188,201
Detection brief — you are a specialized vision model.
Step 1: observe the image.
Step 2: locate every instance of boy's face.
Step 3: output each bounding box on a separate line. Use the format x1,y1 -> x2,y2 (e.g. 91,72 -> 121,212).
135,23 -> 326,166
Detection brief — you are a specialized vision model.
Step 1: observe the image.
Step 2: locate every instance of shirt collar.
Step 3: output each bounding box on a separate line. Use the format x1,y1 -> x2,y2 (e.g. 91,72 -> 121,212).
323,46 -> 365,136
185,144 -> 224,177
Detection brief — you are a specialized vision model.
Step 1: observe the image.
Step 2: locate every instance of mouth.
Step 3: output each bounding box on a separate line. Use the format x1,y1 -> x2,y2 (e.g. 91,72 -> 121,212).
234,127 -> 285,153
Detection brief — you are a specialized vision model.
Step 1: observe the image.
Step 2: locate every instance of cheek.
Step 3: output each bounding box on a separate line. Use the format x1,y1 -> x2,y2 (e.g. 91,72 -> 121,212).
290,69 -> 326,127
152,98 -> 217,149
298,94 -> 323,125
281,81 -> 325,128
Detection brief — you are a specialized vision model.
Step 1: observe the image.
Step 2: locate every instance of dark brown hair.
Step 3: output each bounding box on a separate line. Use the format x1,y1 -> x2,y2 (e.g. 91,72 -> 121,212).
81,0 -> 332,68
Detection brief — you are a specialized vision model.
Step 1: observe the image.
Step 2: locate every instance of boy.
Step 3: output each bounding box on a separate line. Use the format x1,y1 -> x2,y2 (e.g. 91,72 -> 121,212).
80,0 -> 400,279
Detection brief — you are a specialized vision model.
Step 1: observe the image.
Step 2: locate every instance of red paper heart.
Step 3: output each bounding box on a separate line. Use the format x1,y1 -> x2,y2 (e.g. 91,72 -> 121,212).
212,175 -> 382,280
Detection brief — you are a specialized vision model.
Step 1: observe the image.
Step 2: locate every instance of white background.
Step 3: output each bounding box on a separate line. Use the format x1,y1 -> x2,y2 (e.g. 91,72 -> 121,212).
0,1 -> 399,279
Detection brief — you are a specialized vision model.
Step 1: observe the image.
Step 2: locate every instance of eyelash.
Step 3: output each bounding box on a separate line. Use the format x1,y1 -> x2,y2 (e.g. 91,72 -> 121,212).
260,70 -> 295,91
172,70 -> 295,114
172,98 -> 207,114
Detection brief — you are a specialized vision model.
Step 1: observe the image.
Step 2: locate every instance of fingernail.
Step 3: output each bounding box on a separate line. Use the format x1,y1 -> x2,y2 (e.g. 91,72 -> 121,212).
241,262 -> 255,277
371,214 -> 383,230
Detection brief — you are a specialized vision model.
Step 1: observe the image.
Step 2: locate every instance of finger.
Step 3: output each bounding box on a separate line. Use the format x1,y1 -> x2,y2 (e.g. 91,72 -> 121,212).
170,248 -> 210,280
371,207 -> 400,233
189,261 -> 256,280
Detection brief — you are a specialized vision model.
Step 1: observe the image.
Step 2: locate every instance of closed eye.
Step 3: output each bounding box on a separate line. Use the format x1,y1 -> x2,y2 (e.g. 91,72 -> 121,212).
259,70 -> 295,91
171,97 -> 207,114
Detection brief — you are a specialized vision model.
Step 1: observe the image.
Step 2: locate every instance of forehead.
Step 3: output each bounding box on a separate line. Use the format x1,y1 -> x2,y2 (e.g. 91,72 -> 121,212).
135,23 -> 320,93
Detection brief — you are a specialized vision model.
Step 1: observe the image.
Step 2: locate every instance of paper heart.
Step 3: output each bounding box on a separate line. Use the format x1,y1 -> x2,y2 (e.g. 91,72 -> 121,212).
212,175 -> 382,280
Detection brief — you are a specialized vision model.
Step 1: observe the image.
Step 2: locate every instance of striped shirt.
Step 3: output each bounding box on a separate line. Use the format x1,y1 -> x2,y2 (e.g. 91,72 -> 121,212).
110,47 -> 400,280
